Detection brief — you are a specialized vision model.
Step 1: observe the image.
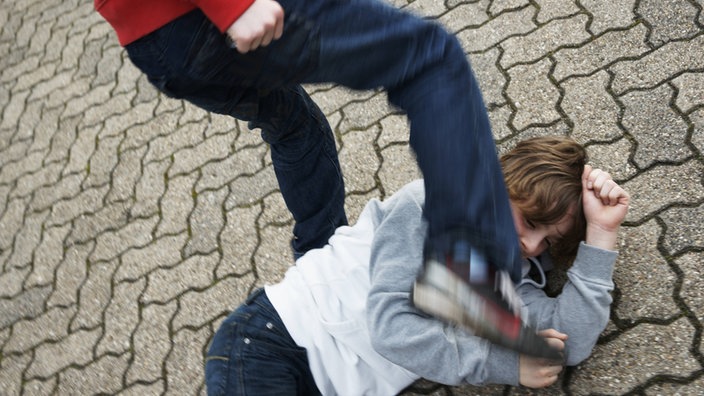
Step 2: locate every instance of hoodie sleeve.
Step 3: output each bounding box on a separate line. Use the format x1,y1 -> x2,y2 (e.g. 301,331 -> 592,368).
518,242 -> 617,366
365,181 -> 520,386
190,0 -> 256,33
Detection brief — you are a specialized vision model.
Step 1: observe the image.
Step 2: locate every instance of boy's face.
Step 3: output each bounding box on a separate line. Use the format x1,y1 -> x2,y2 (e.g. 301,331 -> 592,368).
510,201 -> 576,258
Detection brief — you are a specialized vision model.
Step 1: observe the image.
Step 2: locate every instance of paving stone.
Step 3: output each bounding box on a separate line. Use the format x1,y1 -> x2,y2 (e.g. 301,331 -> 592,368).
63,123 -> 100,176
116,232 -> 188,282
308,85 -> 376,117
344,189 -> 382,226
172,274 -> 255,331
118,381 -> 165,396
583,138 -> 638,181
4,305 -> 75,353
68,201 -> 130,245
170,134 -> 234,179
97,278 -> 145,355
0,196 -> 28,252
580,0 -> 636,35
620,84 -> 691,168
561,70 -> 623,144
26,327 -> 102,378
254,225 -> 294,287
107,145 -> 147,204
100,101 -> 157,141
82,133 -> 122,188
338,92 -> 394,133
0,150 -> 46,184
0,353 -> 32,396
72,259 -> 120,330
42,25 -> 70,65
28,172 -> 84,213
660,204 -> 704,255
127,301 -> 178,384
404,0 -> 448,18
195,144 -> 268,193
24,225 -> 70,287
437,1 -> 488,33
14,59 -> 58,93
11,162 -> 63,199
144,121 -> 205,164
131,158 -> 170,218
165,327 -> 210,396
692,108 -> 704,154
47,242 -> 91,308
63,79 -> 113,119
0,285 -> 52,329
142,252 -> 219,304
534,0 -> 580,23
0,139 -> 30,173
45,185 -> 109,227
623,160 -> 704,222
45,113 -> 81,164
675,251 -> 704,323
224,167 -> 279,210
378,144 -> 422,196
552,24 -> 649,82
646,375 -> 704,396
470,48 -> 506,108
57,352 -> 130,395
569,318 -> 699,395
157,173 -> 198,237
259,190 -> 290,227
506,58 -> 562,130
613,220 -> 679,322
0,266 -> 30,298
610,34 -> 704,95
81,91 -> 133,129
378,114 -> 409,148
0,89 -> 30,131
339,126 -> 381,193
90,215 -> 158,263
15,99 -> 44,143
671,71 -> 704,113
218,205 -> 259,279
500,14 -> 590,69
92,44 -> 122,89
636,0 -> 700,47
488,0 -> 529,15
5,209 -> 48,271
457,6 -> 536,52
23,377 -> 57,396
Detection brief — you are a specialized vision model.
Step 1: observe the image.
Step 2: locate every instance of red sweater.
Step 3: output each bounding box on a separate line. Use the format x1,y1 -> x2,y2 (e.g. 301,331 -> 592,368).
95,0 -> 255,46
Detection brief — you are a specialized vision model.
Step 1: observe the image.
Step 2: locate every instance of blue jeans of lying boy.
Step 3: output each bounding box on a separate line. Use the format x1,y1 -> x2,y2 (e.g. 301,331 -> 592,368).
205,288 -> 321,395
124,0 -> 521,278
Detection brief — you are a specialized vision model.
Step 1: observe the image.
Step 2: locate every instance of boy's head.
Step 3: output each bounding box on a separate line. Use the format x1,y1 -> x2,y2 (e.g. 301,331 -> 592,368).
500,136 -> 587,259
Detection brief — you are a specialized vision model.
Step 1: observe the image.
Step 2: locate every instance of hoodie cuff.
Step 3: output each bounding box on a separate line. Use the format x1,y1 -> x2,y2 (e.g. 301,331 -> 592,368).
483,344 -> 520,386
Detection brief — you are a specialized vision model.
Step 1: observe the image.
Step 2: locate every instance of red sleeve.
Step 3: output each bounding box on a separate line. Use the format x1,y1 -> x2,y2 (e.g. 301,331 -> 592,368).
191,0 -> 257,32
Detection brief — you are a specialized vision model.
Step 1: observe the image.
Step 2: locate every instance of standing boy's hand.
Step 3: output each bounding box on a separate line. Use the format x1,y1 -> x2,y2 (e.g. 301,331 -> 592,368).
582,165 -> 630,251
226,0 -> 284,53
519,329 -> 567,388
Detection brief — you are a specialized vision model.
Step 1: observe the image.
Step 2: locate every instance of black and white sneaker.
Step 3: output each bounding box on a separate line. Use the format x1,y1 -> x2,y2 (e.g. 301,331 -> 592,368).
412,250 -> 562,360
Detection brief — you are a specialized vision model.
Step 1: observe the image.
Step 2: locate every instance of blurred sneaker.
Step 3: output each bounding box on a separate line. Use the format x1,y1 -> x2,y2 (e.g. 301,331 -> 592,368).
412,248 -> 562,360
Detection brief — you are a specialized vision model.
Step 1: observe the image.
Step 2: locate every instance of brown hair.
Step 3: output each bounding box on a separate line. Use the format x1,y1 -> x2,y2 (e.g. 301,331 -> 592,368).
500,136 -> 587,260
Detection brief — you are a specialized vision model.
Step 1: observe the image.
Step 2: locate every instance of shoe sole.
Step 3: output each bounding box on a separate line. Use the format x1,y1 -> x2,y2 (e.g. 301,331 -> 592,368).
412,260 -> 562,360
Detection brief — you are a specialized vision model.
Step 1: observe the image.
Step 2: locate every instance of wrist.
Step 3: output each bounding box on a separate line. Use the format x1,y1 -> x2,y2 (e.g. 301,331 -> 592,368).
585,224 -> 619,250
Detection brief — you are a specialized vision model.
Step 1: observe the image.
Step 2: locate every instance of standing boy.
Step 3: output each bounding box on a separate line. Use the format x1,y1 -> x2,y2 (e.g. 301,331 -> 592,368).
205,136 -> 631,394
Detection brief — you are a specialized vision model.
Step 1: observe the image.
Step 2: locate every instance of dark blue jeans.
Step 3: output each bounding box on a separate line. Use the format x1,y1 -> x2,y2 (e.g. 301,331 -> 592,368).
125,0 -> 521,278
204,289 -> 321,395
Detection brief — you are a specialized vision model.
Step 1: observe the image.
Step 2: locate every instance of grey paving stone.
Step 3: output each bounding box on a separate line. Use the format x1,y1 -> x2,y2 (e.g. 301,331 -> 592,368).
24,225 -> 70,287
637,0 -> 700,47
106,146 -> 147,204
172,274 -> 255,331
142,252 -> 219,304
561,70 -> 623,144
0,284 -> 52,328
645,375 -> 704,396
26,327 -> 102,378
131,158 -> 170,218
500,14 -> 590,69
165,327 -> 210,396
196,144 -> 268,193
488,0 -> 529,15
47,242 -> 91,308
0,89 -> 30,131
72,258 -> 120,330
613,220 -> 680,321
457,5 -> 536,52
378,143 -> 421,195
68,200 -> 130,245
623,160 -> 704,222
4,305 -> 75,353
534,0 -> 580,23
28,172 -> 85,213
127,300 -> 178,384
0,196 -> 28,252
144,121 -> 205,164
45,114 -> 81,164
118,381 -> 165,395
97,278 -> 145,356
338,92 -> 393,133
0,266 -> 30,298
620,84 -> 691,168
0,353 -> 32,396
610,34 -> 704,95
307,85 -> 376,118
46,185 -> 109,227
259,190 -> 291,228
0,150 -> 45,184
11,162 -> 63,199
471,48 -> 506,108
57,352 -> 130,395
552,23 -> 649,82
157,173 -> 198,237
169,133 -> 234,178
14,60 -> 58,93
253,225 -> 294,287
671,71 -> 704,113
580,0 -> 637,35
224,167 -> 279,210
569,318 -> 700,395
90,216 -> 158,263
5,209 -> 48,270
692,108 -> 704,154
506,57 -> 562,130
339,126 -> 381,193
23,377 -> 57,396
218,205 -> 260,279
660,204 -> 704,255
437,1 -> 488,34
487,105 -> 514,141
675,251 -> 704,323
115,232 -> 188,282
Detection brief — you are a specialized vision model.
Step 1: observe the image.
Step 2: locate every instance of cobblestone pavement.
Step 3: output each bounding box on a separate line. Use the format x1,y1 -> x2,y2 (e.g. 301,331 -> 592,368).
1,0 -> 703,395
